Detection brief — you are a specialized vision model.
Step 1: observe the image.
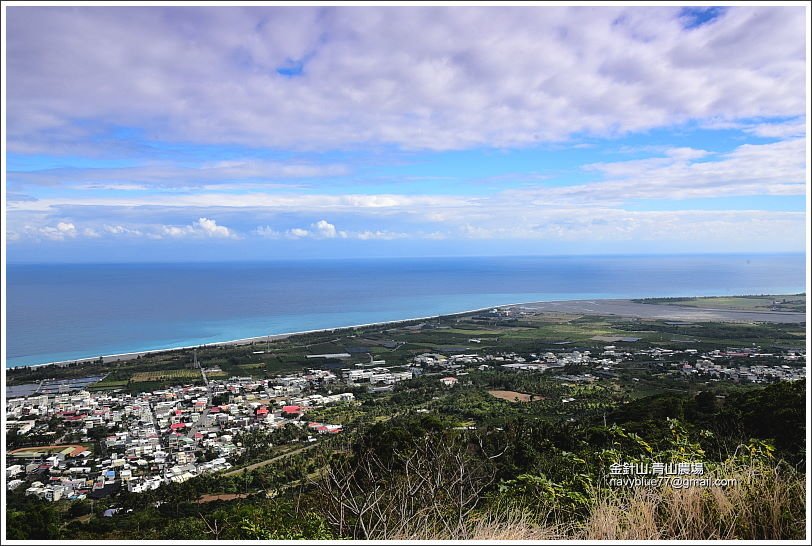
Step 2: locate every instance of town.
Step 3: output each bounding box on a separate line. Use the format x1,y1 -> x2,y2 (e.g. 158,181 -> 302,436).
6,312 -> 805,505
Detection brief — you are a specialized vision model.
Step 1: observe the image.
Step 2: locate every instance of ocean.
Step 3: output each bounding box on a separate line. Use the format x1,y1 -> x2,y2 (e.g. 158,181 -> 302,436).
5,254 -> 806,368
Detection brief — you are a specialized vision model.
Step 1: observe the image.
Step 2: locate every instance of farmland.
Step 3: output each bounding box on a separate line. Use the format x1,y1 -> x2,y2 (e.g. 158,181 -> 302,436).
487,389 -> 535,402
633,294 -> 807,313
129,369 -> 201,383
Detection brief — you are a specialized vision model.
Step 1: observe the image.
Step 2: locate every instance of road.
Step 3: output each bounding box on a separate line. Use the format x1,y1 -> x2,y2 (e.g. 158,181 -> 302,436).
187,365 -> 212,439
148,400 -> 168,452
222,443 -> 317,477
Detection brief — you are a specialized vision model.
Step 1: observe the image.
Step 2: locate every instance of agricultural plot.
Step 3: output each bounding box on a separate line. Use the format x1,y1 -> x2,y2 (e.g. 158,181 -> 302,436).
433,328 -> 503,336
130,369 -> 202,382
88,379 -> 129,391
639,294 -> 806,312
487,390 -> 537,403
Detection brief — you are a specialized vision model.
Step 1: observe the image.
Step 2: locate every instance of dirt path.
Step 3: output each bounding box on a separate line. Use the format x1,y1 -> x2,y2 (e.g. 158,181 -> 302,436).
222,443 -> 317,477
196,492 -> 251,503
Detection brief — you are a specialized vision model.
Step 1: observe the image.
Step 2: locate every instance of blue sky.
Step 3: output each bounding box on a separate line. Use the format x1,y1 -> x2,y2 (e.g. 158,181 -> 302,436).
4,5 -> 807,262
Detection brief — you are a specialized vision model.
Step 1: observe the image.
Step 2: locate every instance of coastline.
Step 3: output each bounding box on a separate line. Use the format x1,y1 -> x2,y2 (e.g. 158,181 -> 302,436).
7,294 -> 806,371
6,301 -> 517,371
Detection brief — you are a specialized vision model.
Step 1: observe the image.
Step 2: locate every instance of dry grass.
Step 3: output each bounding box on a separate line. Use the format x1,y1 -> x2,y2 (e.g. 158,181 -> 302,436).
581,462 -> 805,540
391,461 -> 806,541
392,509 -> 571,541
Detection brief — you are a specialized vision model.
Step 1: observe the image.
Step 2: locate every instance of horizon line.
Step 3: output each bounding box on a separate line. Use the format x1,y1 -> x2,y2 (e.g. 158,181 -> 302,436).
5,250 -> 807,266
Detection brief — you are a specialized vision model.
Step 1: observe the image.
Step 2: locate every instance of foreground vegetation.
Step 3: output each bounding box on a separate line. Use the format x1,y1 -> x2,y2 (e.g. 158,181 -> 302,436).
7,380 -> 805,540
6,299 -> 806,540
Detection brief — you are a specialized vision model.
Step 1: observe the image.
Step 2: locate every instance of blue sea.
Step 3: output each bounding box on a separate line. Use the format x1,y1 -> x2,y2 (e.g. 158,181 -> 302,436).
5,254 -> 806,368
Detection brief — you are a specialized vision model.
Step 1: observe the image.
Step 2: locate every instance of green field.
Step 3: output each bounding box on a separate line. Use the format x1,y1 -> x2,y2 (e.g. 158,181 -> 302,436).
634,293 -> 806,312
88,379 -> 129,391
130,369 -> 202,382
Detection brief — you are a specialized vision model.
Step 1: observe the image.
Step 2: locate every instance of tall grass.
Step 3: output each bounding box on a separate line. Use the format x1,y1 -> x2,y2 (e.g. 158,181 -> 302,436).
391,460 -> 806,540
582,461 -> 805,540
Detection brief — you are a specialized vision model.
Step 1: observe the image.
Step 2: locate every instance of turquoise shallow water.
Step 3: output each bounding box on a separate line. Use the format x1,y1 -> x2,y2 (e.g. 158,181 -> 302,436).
6,254 -> 806,367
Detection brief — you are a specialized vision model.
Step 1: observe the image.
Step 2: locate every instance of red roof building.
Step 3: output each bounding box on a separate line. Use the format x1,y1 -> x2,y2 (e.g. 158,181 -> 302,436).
282,405 -> 302,415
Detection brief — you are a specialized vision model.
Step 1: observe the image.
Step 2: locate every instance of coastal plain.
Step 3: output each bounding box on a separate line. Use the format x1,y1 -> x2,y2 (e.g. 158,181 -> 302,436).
8,294 -> 806,374
6,294 -> 806,396
5,293 -> 806,540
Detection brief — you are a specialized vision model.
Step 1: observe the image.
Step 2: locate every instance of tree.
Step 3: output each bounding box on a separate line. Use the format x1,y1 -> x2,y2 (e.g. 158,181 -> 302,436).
5,493 -> 61,539
68,499 -> 92,519
313,431 -> 496,539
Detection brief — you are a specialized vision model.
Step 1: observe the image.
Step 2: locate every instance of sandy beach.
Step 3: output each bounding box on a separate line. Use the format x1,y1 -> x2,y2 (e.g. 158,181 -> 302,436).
11,296 -> 805,371
14,302 -> 509,370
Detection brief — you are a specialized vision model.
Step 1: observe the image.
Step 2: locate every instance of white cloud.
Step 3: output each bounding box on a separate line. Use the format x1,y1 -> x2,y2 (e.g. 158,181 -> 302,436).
7,204 -> 804,252
255,221 -> 406,241
104,224 -> 143,236
10,218 -> 236,242
6,6 -> 805,152
6,130 -> 804,250
9,160 -> 347,191
743,118 -> 806,139
312,220 -> 340,238
529,138 -> 806,203
453,209 -> 806,248
159,217 -> 237,239
38,221 -> 78,240
7,193 -> 462,213
250,209 -> 806,248
664,147 -> 713,161
284,220 -> 347,239
459,224 -> 496,239
355,230 -> 407,240
195,217 -> 233,238
254,225 -> 283,238
9,221 -> 80,241
75,183 -> 150,191
287,227 -> 311,239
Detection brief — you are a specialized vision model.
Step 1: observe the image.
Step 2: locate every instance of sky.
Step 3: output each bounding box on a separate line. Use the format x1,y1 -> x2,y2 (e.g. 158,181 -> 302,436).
3,4 -> 808,263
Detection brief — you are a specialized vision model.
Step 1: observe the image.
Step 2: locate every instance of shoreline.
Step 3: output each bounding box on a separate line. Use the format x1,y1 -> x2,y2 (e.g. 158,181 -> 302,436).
5,301 -> 520,371
6,293 -> 806,371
